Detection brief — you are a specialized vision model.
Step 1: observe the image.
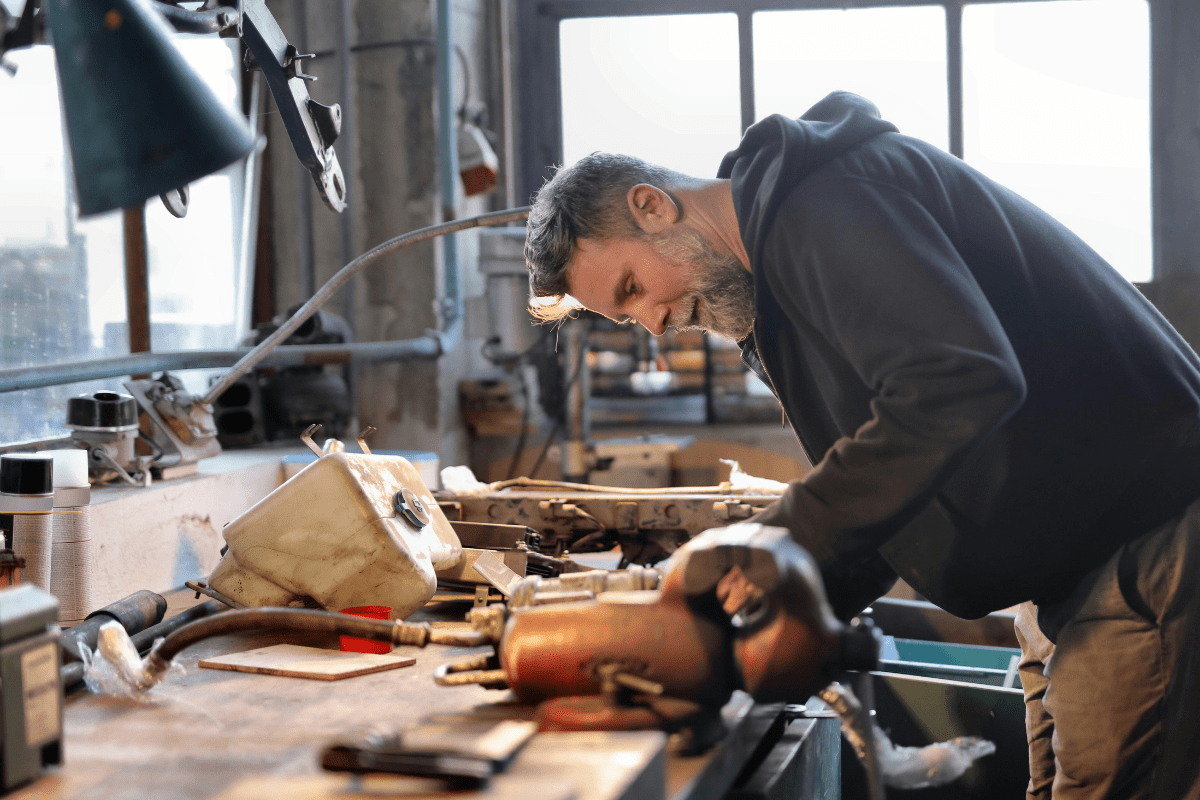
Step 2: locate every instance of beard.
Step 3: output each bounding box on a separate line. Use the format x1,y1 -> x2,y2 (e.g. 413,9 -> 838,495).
651,227 -> 756,341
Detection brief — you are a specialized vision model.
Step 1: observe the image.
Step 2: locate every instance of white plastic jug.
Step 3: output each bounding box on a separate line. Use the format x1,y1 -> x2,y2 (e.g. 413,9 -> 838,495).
208,452 -> 462,619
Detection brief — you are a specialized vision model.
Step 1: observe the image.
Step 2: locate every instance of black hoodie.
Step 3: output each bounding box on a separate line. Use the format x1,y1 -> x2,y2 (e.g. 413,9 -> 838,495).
718,92 -> 1200,620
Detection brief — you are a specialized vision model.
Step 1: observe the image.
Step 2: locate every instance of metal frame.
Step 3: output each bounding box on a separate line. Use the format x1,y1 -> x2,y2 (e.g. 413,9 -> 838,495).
516,0 -> 1138,206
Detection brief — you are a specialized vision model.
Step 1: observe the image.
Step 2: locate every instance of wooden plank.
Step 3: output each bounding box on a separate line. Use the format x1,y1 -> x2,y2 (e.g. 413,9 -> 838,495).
198,644 -> 416,681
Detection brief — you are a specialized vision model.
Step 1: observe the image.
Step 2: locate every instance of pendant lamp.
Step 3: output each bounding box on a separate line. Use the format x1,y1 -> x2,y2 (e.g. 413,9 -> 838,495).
44,0 -> 257,216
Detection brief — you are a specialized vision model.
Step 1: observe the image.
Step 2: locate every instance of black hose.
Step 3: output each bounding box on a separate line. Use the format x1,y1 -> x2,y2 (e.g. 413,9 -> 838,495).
147,608 -> 489,672
61,599 -> 230,691
60,589 -> 168,663
128,600 -> 228,653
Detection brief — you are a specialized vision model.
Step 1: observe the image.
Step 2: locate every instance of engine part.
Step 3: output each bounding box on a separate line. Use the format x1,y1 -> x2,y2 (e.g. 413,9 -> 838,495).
507,566 -> 660,608
437,524 -> 879,739
0,584 -> 63,791
436,487 -> 780,565
124,373 -> 220,473
65,391 -> 148,485
208,451 -> 462,618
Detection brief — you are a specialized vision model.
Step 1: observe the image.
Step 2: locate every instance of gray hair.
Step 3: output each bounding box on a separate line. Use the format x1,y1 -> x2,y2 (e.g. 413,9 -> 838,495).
525,153 -> 686,320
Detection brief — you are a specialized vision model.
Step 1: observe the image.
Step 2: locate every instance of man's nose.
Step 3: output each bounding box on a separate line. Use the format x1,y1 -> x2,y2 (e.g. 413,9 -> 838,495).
632,302 -> 668,336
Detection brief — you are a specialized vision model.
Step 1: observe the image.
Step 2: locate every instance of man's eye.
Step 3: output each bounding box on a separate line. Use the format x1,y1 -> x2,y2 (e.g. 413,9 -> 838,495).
627,282 -> 639,297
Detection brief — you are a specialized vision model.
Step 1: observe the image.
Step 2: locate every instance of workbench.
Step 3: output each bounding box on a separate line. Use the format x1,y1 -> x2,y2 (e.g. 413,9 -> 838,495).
10,592 -> 840,800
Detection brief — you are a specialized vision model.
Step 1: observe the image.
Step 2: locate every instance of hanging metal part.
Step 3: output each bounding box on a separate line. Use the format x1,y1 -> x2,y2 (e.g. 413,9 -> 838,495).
239,0 -> 345,212
356,426 -> 375,454
159,184 -> 189,218
299,423 -> 324,458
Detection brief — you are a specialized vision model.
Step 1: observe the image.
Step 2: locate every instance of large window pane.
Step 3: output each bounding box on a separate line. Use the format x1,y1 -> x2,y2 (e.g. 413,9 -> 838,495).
559,14 -> 740,177
754,6 -> 948,151
964,0 -> 1150,282
0,38 -> 250,442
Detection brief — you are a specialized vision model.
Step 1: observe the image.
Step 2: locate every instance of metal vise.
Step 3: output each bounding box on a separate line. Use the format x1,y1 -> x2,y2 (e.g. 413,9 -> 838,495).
437,523 -> 878,734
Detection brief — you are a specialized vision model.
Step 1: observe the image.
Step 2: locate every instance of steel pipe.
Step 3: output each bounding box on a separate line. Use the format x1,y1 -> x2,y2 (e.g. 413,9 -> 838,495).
0,339 -> 442,394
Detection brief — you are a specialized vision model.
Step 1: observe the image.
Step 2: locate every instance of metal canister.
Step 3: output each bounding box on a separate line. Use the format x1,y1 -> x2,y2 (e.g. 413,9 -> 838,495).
0,454 -> 55,591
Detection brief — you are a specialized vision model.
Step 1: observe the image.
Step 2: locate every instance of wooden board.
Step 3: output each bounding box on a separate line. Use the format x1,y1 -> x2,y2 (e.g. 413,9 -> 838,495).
198,644 -> 417,681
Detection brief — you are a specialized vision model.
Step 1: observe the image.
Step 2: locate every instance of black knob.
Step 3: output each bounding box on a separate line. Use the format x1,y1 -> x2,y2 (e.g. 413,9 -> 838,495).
67,391 -> 138,429
839,617 -> 882,673
0,454 -> 54,495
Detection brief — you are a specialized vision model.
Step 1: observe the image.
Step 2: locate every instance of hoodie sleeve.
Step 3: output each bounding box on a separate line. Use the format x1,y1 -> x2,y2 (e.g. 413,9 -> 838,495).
752,176 -> 1027,615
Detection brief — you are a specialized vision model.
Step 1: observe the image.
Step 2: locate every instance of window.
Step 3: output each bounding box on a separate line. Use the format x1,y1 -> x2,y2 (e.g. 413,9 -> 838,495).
0,37 -> 252,442
559,14 -> 740,177
543,0 -> 1151,284
963,0 -> 1150,281
754,6 -> 949,151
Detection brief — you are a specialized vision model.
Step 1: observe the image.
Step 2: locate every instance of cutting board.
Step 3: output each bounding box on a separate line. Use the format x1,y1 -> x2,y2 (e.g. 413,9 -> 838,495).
198,644 -> 417,681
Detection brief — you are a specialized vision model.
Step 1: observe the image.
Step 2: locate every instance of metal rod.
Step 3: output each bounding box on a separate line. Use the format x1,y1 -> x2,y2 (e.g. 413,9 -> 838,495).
0,340 -> 442,394
737,9 -> 755,133
122,205 -> 151,374
947,0 -> 964,159
337,0 -> 359,429
200,206 -> 530,405
437,0 -> 461,326
292,0 -> 316,299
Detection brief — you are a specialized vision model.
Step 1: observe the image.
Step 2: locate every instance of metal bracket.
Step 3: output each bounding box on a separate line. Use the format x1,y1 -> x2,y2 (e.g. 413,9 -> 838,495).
239,0 -> 345,212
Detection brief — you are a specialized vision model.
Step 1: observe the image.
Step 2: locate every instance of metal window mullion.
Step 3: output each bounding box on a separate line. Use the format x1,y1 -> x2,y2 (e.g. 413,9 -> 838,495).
738,9 -> 755,133
947,0 -> 964,158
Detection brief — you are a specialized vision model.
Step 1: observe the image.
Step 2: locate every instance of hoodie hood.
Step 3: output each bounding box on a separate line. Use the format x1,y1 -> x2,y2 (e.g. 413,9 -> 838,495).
717,91 -> 897,264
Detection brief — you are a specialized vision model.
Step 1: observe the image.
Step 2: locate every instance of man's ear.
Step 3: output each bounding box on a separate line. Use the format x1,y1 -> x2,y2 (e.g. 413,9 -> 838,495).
627,184 -> 679,234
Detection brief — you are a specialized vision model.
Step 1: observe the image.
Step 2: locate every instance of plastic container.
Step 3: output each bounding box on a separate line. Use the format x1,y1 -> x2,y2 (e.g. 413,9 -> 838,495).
338,606 -> 393,654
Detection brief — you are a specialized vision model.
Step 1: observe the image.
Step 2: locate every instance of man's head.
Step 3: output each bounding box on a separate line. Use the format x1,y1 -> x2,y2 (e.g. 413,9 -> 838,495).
525,153 -> 755,340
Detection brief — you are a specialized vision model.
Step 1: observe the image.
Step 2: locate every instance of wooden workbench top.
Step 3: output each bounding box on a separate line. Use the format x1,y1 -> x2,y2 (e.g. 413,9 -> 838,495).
13,594 -> 760,800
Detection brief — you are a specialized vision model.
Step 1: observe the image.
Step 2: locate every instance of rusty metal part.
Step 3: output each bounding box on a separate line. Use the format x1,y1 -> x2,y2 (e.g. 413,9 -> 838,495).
356,427 -> 376,455
186,580 -> 247,609
124,373 -> 220,468
433,652 -> 508,688
435,490 -> 779,564
508,567 -> 659,608
499,592 -> 734,707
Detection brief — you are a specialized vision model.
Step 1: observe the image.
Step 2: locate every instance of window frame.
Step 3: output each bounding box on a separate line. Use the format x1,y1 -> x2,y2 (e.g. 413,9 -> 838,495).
516,0 -> 1169,277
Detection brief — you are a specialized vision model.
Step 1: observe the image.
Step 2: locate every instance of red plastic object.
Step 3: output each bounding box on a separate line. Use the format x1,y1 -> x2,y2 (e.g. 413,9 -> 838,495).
338,606 -> 394,654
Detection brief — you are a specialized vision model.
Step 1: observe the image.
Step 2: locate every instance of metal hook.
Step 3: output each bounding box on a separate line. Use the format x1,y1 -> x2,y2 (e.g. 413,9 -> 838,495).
300,424 -> 324,457
356,426 -> 376,455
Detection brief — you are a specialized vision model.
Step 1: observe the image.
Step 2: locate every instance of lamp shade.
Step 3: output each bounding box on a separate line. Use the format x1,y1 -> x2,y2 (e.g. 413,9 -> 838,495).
44,0 -> 257,216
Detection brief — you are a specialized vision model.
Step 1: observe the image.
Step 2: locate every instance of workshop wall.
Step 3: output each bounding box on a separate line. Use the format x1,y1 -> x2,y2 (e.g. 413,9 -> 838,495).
262,0 -> 508,474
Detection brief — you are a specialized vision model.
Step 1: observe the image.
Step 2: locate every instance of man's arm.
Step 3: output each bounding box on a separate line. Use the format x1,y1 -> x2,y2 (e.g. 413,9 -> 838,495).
754,177 -> 1027,616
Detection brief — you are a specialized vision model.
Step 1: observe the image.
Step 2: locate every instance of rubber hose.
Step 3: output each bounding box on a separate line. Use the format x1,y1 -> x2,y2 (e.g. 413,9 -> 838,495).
148,608 -> 488,668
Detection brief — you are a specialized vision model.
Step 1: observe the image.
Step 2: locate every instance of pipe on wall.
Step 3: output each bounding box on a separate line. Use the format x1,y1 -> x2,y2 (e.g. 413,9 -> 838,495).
0,340 -> 443,394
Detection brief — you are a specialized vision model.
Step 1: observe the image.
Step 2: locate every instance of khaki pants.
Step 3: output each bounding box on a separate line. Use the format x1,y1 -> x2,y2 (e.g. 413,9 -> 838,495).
1015,498 -> 1200,800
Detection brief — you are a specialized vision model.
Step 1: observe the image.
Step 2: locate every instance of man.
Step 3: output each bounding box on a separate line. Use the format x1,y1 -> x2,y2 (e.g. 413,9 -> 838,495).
524,92 -> 1200,800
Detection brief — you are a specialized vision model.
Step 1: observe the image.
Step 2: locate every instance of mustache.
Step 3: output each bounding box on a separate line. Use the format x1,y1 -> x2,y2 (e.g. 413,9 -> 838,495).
668,296 -> 698,329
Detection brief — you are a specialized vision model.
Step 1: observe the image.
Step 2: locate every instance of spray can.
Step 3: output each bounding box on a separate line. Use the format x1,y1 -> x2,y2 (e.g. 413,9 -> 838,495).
0,454 -> 55,591
49,450 -> 92,626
